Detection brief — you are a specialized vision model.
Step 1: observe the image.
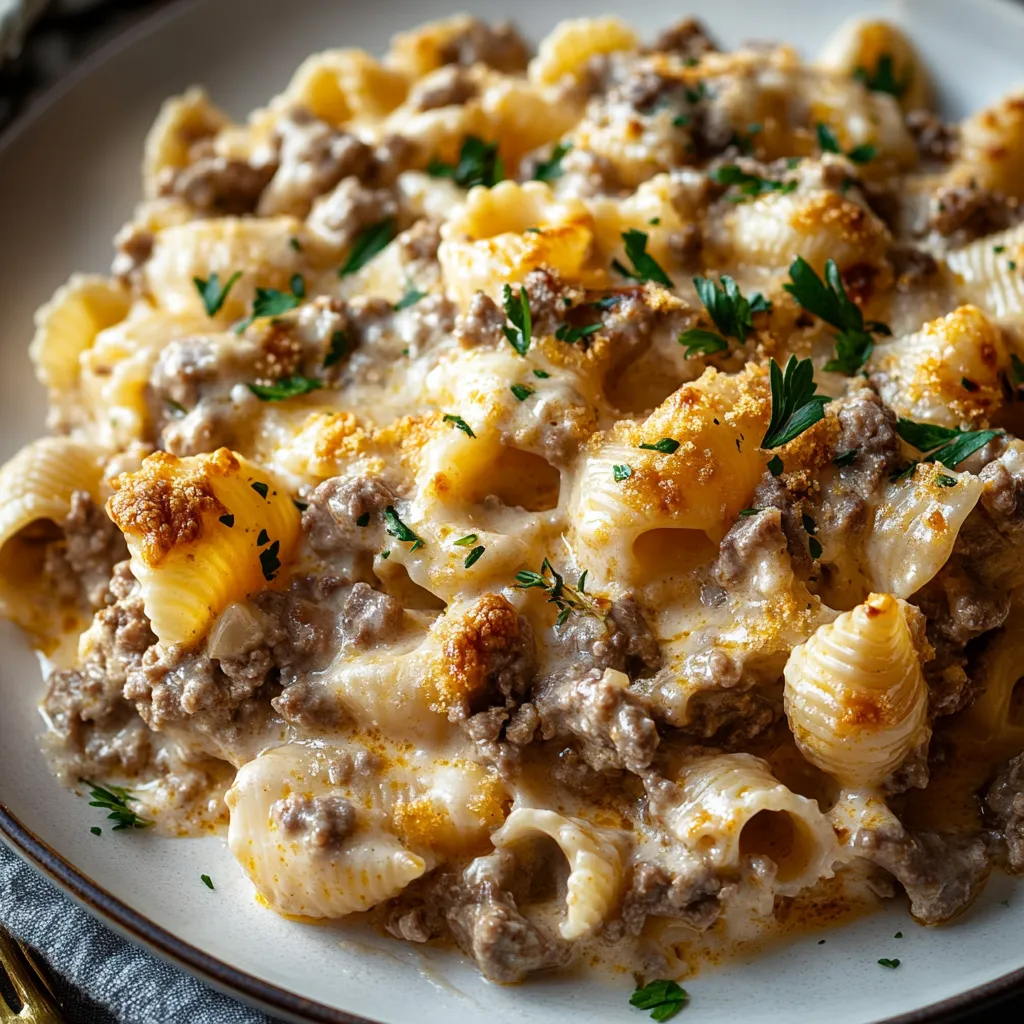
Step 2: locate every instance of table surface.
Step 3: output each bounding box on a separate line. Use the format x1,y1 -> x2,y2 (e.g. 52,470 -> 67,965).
1,1 -> 1023,1022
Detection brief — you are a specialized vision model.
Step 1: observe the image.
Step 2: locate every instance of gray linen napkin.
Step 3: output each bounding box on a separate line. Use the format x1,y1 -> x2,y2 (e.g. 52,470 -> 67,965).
0,839 -> 282,1024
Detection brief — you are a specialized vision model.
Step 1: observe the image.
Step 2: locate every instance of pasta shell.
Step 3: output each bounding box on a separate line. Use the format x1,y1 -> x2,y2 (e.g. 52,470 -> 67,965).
30,275 -> 130,392
654,753 -> 837,896
946,222 -> 1024,317
529,17 -> 639,87
784,593 -> 930,788
492,807 -> 626,940
106,448 -> 301,646
226,743 -> 428,919
953,91 -> 1024,200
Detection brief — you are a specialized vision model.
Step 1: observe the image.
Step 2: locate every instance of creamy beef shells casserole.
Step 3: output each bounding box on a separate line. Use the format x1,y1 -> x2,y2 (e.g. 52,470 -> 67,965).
5,11 -> 1024,988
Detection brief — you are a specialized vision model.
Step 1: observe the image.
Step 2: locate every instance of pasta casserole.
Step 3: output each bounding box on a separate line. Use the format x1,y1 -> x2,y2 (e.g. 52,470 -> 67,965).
7,10 -> 1024,990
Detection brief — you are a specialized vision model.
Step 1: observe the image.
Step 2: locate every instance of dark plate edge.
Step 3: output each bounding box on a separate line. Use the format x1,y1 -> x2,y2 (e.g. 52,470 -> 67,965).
0,0 -> 1023,1020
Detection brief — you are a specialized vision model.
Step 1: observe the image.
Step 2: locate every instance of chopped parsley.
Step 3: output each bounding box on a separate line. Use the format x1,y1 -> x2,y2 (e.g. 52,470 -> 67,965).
613,464 -> 632,482
689,274 -> 771,348
896,418 -> 1000,468
510,383 -> 534,401
338,218 -> 396,276
84,781 -> 153,831
259,540 -> 281,581
1011,353 -> 1024,387
612,229 -> 674,288
784,257 -> 890,375
854,53 -> 911,98
590,295 -> 622,311
288,237 -> 302,252
833,449 -> 859,468
555,322 -> 602,344
463,545 -> 485,568
235,279 -> 305,333
710,164 -> 797,202
802,513 -> 818,535
809,536 -> 823,559
394,286 -> 427,311
428,135 -> 504,189
251,481 -> 269,499
323,330 -> 348,368
629,980 -> 689,1021
532,368 -> 551,378
877,958 -> 901,970
502,284 -> 532,356
533,141 -> 572,182
515,558 -> 598,627
165,398 -> 188,417
739,508 -> 763,517
201,874 -> 215,890
193,270 -> 241,317
815,123 -> 877,164
255,528 -> 268,546
761,355 -> 831,449
678,329 -> 728,357
380,549 -> 390,559
639,438 -> 681,454
90,826 -> 102,836
384,506 -> 424,552
443,413 -> 477,438
454,533 -> 478,546
768,454 -> 784,476
672,113 -> 691,128
247,376 -> 323,402
895,932 -> 904,939
293,500 -> 308,512
961,376 -> 980,393
355,512 -> 370,527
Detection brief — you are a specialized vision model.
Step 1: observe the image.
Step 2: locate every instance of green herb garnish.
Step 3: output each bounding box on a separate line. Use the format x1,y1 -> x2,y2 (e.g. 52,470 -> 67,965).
711,164 -> 796,202
90,826 -> 102,836
739,508 -> 763,517
251,481 -> 269,499
201,874 -> 215,890
323,329 -> 348,368
613,464 -> 632,482
515,557 -> 598,627
629,980 -> 689,1022
896,418 -> 1000,468
877,958 -> 901,969
384,506 -> 424,552
259,540 -> 281,581
816,123 -> 876,164
809,536 -> 823,559
502,284 -> 532,356
247,376 -> 323,402
833,449 -> 859,467
854,54 -> 911,98
612,229 -> 674,287
768,454 -> 784,476
761,355 -> 831,449
235,279 -> 304,333
555,322 -> 602,344
532,368 -> 551,378
510,383 -> 534,401
355,512 -> 370,527
428,135 -> 504,189
443,413 -> 477,438
256,528 -> 269,546
678,329 -> 728,357
339,218 -> 396,276
533,141 -> 572,183
784,257 -> 890,375
690,274 -> 771,347
394,286 -> 427,311
639,438 -> 681,454
84,781 -> 153,831
464,545 -> 485,568
454,533 -> 478,546
193,270 -> 241,317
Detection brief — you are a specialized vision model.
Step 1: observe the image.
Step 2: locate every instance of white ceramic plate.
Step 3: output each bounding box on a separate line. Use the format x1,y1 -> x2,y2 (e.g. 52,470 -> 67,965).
2,1 -> 1024,1021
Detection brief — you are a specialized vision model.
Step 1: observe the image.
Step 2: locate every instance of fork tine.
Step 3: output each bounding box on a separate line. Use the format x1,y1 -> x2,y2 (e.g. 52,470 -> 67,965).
0,928 -> 65,1024
13,943 -> 57,1007
0,927 -> 32,1019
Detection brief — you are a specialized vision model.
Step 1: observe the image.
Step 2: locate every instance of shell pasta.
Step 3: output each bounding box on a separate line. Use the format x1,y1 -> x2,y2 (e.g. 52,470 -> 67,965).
6,8 -> 1024,991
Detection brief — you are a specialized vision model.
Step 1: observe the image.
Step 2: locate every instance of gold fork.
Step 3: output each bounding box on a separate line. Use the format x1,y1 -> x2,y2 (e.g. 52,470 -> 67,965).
0,926 -> 65,1024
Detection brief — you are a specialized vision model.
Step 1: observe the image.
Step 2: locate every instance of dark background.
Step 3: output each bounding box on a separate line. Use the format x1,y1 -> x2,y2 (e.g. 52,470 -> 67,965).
0,1 -> 1022,1022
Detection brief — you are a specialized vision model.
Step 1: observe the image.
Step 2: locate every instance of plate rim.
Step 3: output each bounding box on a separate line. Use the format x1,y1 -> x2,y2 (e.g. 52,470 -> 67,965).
1,0 -> 1024,1021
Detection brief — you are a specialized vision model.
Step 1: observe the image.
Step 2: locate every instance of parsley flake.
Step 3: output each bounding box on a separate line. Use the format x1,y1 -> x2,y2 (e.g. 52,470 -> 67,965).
515,557 -> 599,627
612,229 -> 674,287
323,329 -> 348,368
256,528 -> 269,546
355,512 -> 370,527
201,874 -> 215,890
629,979 -> 689,1022
193,270 -> 241,317
510,383 -> 534,401
768,455 -> 784,476
259,540 -> 281,581
428,135 -> 504,188
84,781 -> 153,831
384,506 -> 425,552
809,536 -> 823,559
339,218 -> 396,276
678,329 -> 728,357
555,322 -> 602,344
761,356 -> 831,449
961,376 -> 980,393
247,376 -> 323,402
251,481 -> 269,499
854,54 -> 911,98
293,499 -> 308,512
454,534 -> 478,547
533,141 -> 572,182
90,826 -> 102,836
394,285 -> 427,311
692,274 -> 771,344
443,413 -> 477,438
639,438 -> 681,454
833,449 -> 859,467
235,280 -> 304,333
711,164 -> 797,202
165,398 -> 188,417
1012,353 -> 1024,387
896,418 -> 1001,468
877,958 -> 901,969
895,932 -> 904,939
464,545 -> 485,568
532,368 -> 551,378
739,508 -> 763,517
502,284 -> 532,356
218,514 -> 235,528
815,123 -> 876,163
613,464 -> 632,482
802,513 -> 818,535
784,257 -> 890,375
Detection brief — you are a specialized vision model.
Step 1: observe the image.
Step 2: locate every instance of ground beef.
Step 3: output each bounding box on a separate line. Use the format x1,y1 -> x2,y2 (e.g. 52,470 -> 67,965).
618,860 -> 722,936
853,820 -> 990,924
258,112 -> 376,217
925,183 -> 1022,247
271,792 -> 356,851
302,475 -> 397,556
890,245 -> 940,293
52,491 -> 128,610
443,851 -> 571,982
905,110 -> 959,163
337,581 -> 404,650
438,19 -> 529,73
535,666 -> 659,774
397,218 -> 442,267
554,597 -> 662,680
453,291 -> 505,349
307,178 -> 399,252
111,222 -> 154,283
159,156 -> 275,216
714,506 -> 793,589
409,66 -> 479,111
986,751 -> 1024,871
648,18 -> 718,60
682,688 -> 780,748
272,680 -> 343,728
